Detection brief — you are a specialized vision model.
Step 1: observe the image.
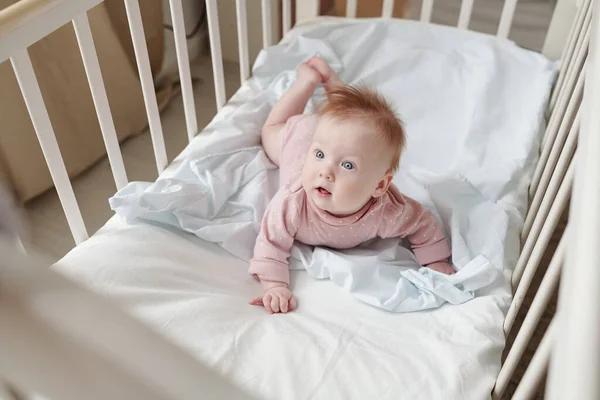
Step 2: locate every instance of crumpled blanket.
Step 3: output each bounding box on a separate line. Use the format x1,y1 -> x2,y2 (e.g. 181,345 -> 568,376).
110,19 -> 556,311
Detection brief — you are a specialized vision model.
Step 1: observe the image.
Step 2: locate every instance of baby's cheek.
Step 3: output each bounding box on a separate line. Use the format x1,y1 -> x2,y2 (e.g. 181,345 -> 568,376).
301,161 -> 315,179
342,178 -> 371,200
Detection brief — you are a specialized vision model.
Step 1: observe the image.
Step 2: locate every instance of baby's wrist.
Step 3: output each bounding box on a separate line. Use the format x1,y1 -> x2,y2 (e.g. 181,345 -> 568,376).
293,78 -> 319,91
261,280 -> 288,291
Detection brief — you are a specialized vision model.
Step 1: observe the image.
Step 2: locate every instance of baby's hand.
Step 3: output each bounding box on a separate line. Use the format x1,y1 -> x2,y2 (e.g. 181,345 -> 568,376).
295,56 -> 340,88
306,56 -> 341,85
296,61 -> 323,88
427,261 -> 456,275
249,282 -> 297,314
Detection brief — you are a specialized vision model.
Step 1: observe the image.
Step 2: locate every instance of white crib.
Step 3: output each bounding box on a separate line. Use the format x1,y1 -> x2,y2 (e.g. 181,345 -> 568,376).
0,0 -> 598,399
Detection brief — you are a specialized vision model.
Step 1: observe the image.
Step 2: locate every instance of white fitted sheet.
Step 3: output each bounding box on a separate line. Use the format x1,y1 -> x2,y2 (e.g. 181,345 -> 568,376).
56,216 -> 508,400
54,17 -> 557,399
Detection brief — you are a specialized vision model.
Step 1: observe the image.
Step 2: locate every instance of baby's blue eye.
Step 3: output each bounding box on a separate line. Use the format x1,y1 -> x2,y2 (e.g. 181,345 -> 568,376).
342,161 -> 354,170
315,150 -> 324,159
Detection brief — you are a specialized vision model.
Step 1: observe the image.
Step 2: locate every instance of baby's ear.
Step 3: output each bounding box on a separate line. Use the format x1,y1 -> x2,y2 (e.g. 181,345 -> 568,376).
373,170 -> 394,197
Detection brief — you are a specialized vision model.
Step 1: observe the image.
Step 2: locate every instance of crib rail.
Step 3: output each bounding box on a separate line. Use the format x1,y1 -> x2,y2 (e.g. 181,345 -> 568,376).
493,1 -> 593,398
0,0 -> 103,63
457,0 -> 475,29
0,0 -> 577,247
421,0 -> 435,23
547,0 -> 600,397
72,13 -> 128,191
123,0 -> 169,174
0,0 -> 200,244
298,0 -> 578,58
0,240 -> 256,400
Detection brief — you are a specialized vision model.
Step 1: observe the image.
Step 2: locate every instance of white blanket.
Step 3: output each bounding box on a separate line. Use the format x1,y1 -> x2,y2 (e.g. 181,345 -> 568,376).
110,19 -> 556,312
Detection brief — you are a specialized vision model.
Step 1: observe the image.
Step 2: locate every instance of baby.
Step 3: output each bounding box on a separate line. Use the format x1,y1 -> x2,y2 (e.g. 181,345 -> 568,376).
249,57 -> 454,314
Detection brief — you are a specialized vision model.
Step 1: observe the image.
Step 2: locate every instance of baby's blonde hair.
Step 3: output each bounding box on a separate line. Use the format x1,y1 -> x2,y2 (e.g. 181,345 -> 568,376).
318,83 -> 406,173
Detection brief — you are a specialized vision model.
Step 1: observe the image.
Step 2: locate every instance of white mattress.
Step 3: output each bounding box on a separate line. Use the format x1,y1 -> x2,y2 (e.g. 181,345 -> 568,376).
54,17 -> 556,400
57,217 -> 507,400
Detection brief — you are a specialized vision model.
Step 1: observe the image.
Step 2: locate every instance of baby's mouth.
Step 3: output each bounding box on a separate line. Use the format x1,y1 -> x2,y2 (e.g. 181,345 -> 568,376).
316,187 -> 332,197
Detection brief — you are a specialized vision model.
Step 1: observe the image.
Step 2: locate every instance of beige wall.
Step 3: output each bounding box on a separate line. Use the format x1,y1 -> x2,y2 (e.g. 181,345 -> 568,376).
218,0 -> 281,67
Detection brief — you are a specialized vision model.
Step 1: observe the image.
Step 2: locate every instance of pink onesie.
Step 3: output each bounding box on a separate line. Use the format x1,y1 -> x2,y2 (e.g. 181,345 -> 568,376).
249,115 -> 451,285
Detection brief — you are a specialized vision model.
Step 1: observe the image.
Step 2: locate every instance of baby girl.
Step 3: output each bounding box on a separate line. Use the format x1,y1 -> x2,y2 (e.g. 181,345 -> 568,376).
249,57 -> 454,314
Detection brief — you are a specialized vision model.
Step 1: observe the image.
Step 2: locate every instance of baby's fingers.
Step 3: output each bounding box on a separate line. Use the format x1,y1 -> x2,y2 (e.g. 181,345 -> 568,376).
307,57 -> 339,82
248,297 -> 264,306
289,296 -> 297,311
279,294 -> 289,313
271,295 -> 281,313
264,294 -> 274,314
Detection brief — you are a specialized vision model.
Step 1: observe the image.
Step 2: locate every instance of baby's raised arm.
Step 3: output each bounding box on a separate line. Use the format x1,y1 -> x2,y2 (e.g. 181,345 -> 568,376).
261,57 -> 340,166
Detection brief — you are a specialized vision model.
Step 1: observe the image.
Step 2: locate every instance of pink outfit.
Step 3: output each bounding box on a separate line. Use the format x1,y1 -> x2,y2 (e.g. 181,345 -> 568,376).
249,115 -> 451,285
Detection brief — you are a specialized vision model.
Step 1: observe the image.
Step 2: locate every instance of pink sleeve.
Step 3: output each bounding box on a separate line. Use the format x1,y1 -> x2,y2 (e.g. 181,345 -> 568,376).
279,114 -> 318,187
380,189 -> 451,266
248,189 -> 300,285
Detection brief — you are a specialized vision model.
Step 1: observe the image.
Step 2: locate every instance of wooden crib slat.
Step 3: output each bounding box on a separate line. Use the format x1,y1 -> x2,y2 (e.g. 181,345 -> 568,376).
496,236 -> 565,397
547,3 -> 600,397
530,67 -> 583,202
420,0 -> 435,23
457,0 -> 474,29
0,381 -> 15,400
346,0 -> 358,18
261,0 -> 273,49
283,0 -> 292,35
123,0 -> 168,174
549,0 -> 592,112
9,49 -> 88,245
526,102 -> 581,241
513,158 -> 575,288
0,242 -> 256,400
0,0 -> 104,64
542,4 -> 592,155
382,0 -> 395,18
512,319 -> 556,400
507,235 -> 564,342
525,119 -> 579,238
236,0 -> 250,85
539,47 -> 588,174
505,232 -> 564,336
168,0 -> 198,143
504,225 -> 567,336
497,0 -> 519,38
543,6 -> 592,151
1,300 -> 173,400
206,0 -> 226,111
15,236 -> 26,254
0,179 -> 27,253
72,13 -> 128,190
543,0 -> 589,61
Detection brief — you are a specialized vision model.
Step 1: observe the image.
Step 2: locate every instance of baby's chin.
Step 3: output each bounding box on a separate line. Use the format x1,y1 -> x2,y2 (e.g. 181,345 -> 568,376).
316,198 -> 364,217
307,189 -> 340,214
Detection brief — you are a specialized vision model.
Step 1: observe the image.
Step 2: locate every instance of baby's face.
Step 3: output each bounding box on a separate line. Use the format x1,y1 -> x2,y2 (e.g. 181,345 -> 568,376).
301,115 -> 393,216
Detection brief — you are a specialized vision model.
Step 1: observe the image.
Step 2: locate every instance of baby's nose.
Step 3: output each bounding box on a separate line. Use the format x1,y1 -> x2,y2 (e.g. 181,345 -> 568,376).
319,168 -> 334,181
